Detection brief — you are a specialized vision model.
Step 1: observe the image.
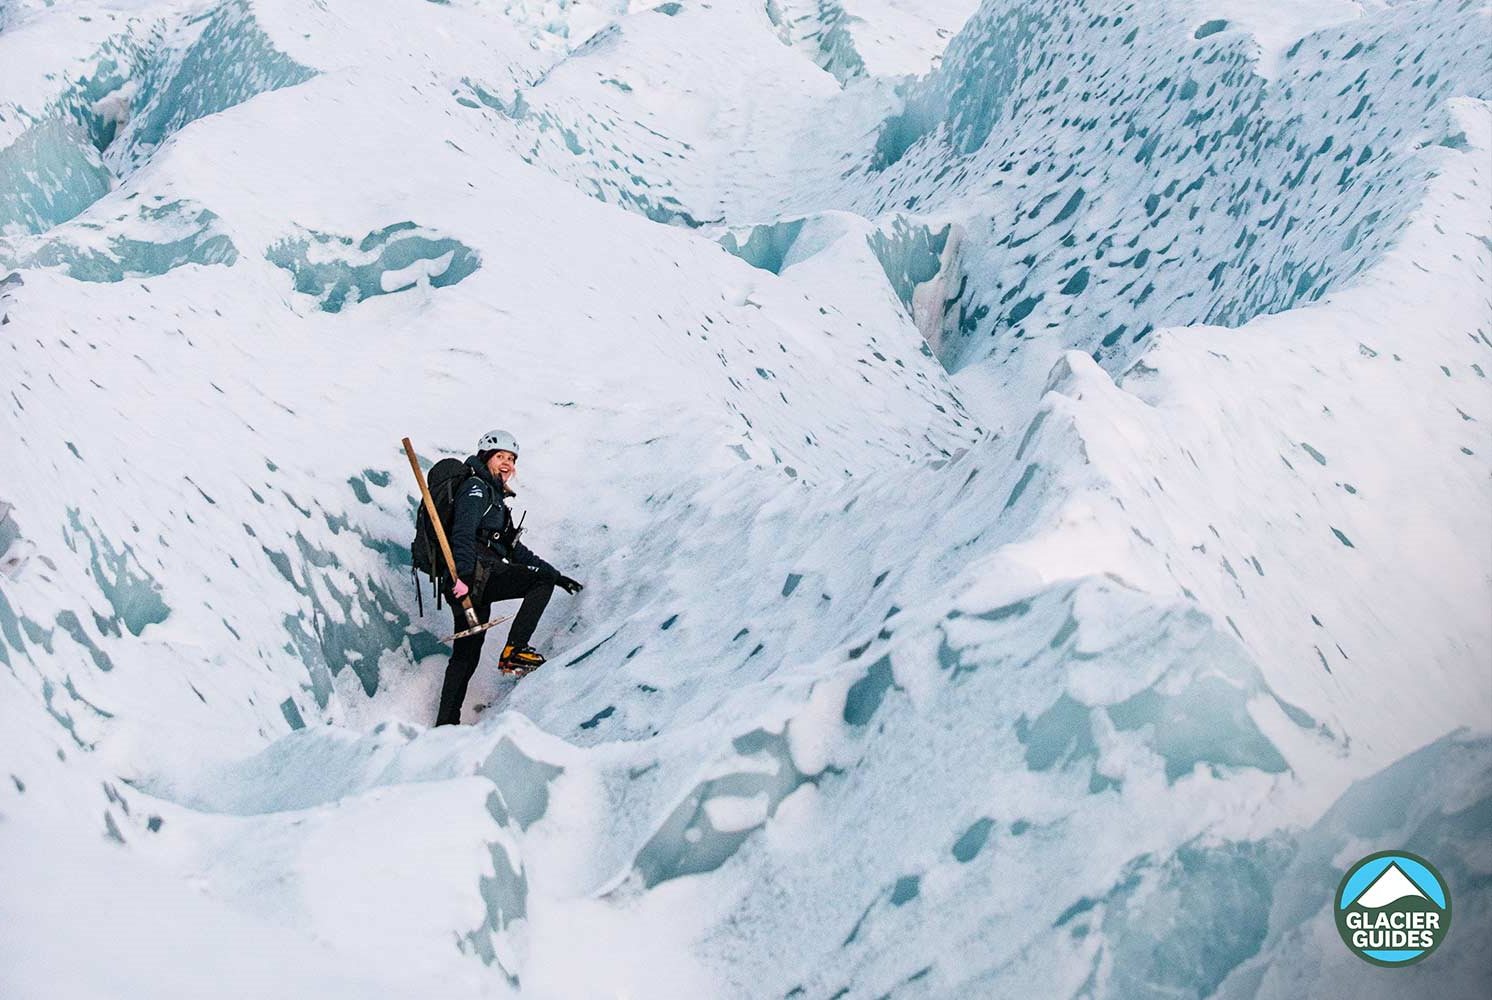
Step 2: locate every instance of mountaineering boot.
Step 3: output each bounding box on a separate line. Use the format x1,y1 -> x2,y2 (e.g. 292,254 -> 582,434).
500,644 -> 546,675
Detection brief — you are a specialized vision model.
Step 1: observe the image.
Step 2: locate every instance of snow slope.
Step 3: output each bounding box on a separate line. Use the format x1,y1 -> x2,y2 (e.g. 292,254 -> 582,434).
1,0 -> 1489,997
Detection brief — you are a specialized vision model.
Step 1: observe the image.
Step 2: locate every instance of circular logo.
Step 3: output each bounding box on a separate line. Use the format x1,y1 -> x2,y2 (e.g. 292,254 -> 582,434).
1335,851 -> 1451,966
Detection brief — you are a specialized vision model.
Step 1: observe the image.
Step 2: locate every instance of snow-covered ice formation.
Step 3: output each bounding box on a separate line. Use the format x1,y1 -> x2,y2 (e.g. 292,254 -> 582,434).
1,1 -> 1489,997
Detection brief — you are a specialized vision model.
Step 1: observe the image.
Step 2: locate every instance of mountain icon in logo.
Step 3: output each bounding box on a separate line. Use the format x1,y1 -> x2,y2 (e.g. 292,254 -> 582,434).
1336,851 -> 1451,966
1354,862 -> 1430,908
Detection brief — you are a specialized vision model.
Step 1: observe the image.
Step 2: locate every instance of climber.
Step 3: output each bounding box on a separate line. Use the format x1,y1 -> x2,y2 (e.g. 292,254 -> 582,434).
435,429 -> 583,726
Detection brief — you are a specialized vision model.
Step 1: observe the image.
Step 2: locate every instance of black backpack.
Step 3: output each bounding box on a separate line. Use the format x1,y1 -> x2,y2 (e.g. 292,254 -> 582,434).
411,458 -> 476,610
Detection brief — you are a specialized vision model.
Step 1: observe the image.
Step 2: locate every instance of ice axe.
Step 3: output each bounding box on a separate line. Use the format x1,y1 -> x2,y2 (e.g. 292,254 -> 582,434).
401,437 -> 510,643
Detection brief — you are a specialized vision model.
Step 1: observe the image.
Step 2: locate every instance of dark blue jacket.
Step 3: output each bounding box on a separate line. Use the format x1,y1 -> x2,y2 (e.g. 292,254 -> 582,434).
449,457 -> 554,583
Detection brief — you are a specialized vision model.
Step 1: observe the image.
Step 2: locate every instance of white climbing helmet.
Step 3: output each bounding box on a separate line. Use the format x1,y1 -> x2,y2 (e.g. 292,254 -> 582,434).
478,429 -> 519,456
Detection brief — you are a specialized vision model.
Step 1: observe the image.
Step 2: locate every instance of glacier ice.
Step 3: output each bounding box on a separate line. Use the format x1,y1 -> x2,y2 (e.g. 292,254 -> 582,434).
106,0 -> 317,173
0,116 -> 114,236
65,507 -> 170,637
633,725 -> 810,888
0,198 -> 238,281
859,0 -> 1492,374
0,24 -> 153,235
718,217 -> 807,274
266,223 -> 480,312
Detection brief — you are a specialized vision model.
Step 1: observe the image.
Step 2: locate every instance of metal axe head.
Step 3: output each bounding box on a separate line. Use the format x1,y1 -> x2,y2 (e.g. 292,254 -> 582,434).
443,613 -> 512,643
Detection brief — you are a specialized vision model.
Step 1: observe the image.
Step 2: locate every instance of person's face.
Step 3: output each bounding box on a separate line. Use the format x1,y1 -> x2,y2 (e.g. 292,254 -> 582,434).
486,450 -> 517,482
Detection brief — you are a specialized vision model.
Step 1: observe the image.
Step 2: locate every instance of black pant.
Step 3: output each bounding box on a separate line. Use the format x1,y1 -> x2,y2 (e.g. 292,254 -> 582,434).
434,562 -> 555,726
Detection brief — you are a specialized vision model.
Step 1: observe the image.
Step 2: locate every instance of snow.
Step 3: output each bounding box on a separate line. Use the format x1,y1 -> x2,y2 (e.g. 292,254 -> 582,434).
1181,0 -> 1371,80
1,0 -> 1490,997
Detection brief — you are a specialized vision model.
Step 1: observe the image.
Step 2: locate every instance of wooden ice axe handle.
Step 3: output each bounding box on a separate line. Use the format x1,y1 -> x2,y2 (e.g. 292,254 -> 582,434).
402,437 -> 480,630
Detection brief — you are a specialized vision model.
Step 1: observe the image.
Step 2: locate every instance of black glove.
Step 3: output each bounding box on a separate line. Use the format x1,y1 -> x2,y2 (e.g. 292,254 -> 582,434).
556,575 -> 584,595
